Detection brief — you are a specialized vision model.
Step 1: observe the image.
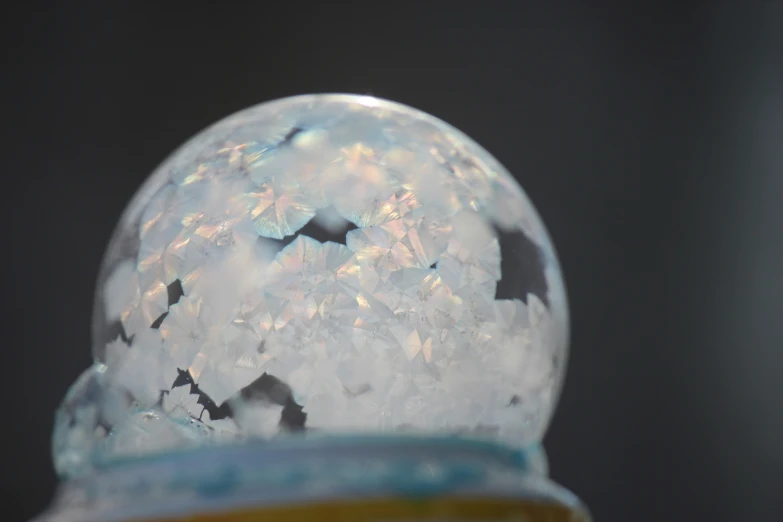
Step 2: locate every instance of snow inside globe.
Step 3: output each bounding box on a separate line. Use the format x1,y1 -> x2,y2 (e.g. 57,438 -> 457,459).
52,94 -> 569,480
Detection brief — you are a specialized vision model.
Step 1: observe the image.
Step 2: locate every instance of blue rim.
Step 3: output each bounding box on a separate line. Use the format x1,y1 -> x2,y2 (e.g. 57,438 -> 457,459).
43,435 -> 589,522
92,433 -> 535,473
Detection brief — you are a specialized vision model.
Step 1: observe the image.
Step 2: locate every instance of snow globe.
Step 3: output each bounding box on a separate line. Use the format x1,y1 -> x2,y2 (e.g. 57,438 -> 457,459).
36,94 -> 588,521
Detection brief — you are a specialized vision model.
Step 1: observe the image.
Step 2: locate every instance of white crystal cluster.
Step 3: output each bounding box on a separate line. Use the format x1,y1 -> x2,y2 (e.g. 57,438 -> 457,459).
55,95 -> 568,477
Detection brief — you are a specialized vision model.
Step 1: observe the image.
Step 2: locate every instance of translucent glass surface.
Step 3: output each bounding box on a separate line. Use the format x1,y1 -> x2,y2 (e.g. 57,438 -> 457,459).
54,94 -> 569,478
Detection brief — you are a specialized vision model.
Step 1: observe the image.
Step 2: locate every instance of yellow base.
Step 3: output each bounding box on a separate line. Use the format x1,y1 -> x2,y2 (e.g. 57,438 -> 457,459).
153,498 -> 589,522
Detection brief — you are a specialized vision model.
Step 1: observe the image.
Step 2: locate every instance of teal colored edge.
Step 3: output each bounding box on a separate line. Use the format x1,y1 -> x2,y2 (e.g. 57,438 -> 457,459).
43,435 -> 590,522
91,432 -> 534,474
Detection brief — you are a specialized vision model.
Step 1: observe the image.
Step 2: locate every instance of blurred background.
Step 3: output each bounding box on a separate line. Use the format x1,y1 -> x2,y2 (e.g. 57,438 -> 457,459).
3,2 -> 782,521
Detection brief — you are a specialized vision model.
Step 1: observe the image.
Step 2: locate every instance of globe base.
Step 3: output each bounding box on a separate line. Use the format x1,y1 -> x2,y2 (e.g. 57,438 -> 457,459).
36,434 -> 589,522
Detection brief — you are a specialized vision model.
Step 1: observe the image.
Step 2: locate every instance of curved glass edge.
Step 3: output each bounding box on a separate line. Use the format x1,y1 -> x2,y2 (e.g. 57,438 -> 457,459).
35,434 -> 587,522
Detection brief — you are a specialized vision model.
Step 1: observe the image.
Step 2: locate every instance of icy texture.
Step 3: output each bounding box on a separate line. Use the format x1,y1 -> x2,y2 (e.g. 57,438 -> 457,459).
54,94 -> 568,478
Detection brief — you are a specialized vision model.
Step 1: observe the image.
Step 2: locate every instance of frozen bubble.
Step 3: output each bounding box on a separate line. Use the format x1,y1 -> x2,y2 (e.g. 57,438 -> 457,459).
54,94 -> 569,478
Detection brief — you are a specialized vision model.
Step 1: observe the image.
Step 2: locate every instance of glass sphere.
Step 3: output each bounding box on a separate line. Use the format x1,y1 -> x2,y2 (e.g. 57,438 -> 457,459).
55,94 -> 568,478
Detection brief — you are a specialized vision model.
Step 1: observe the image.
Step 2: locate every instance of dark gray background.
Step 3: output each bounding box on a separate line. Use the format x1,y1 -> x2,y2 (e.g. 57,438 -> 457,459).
4,3 -> 782,521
